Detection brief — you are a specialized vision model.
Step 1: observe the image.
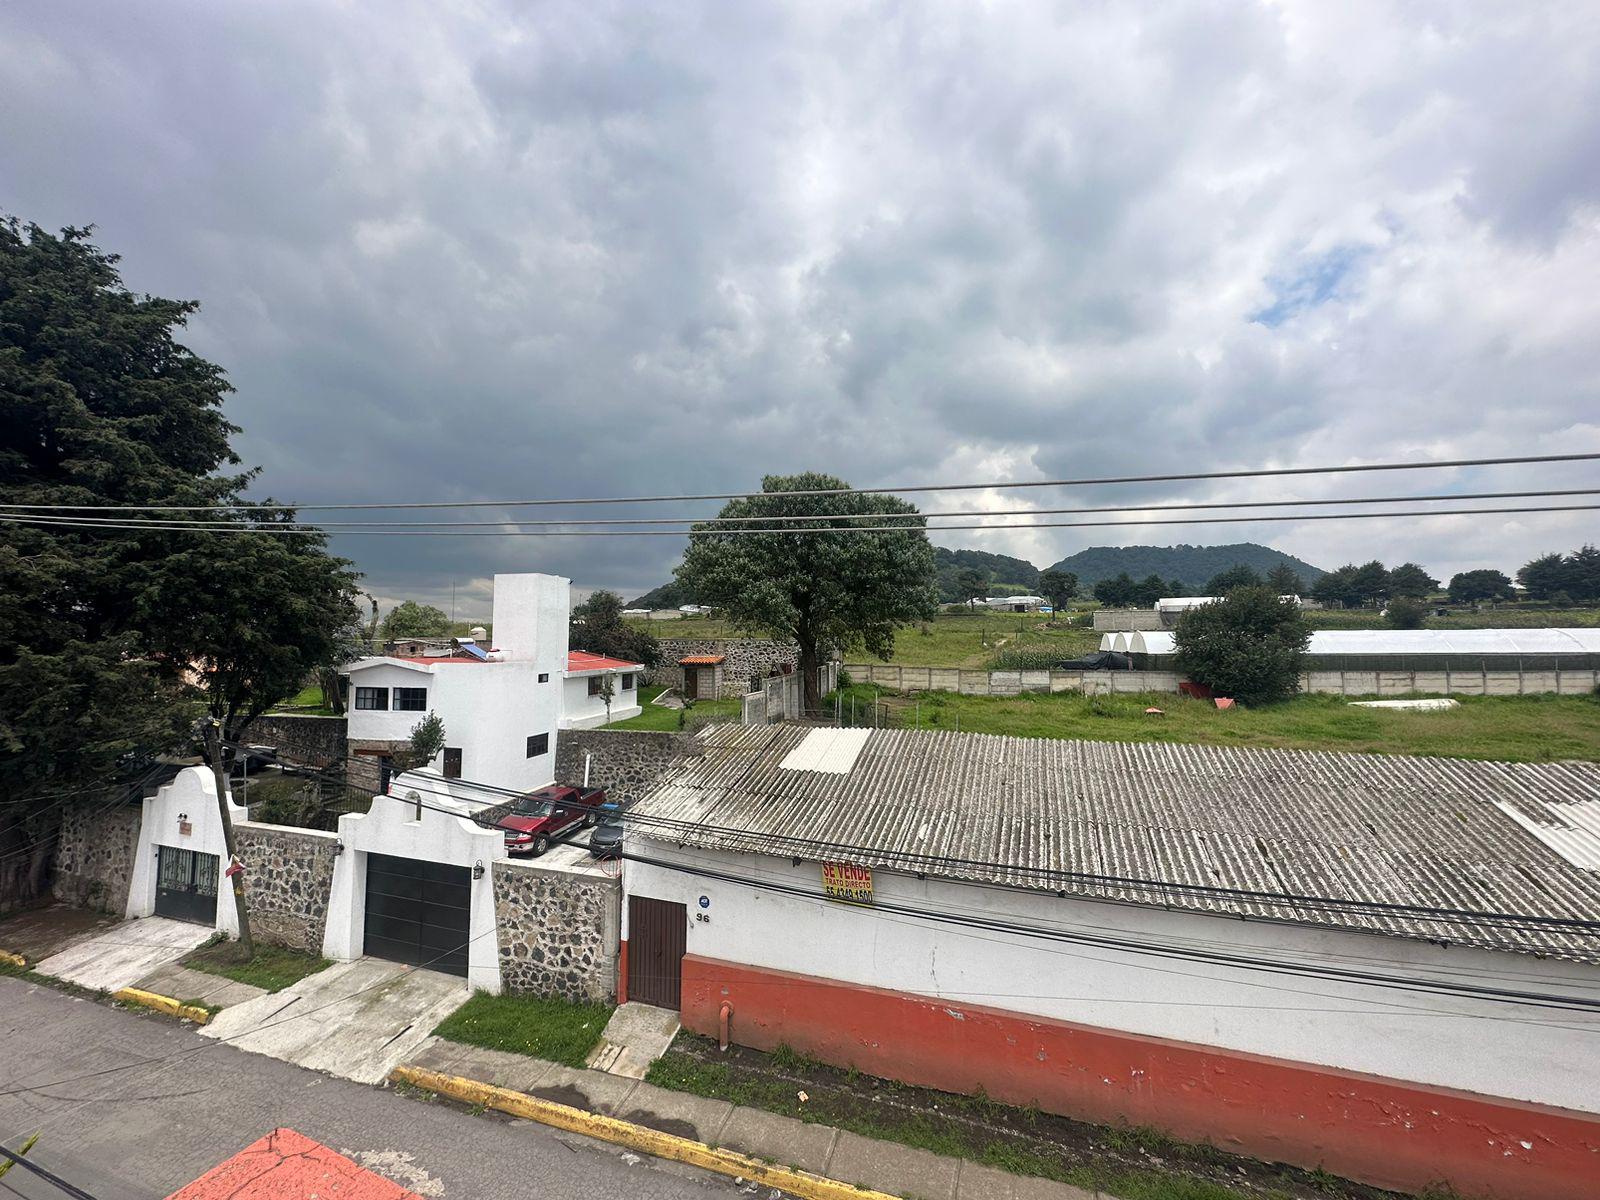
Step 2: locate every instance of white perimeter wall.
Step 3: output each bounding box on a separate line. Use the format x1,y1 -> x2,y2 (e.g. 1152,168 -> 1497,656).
625,840 -> 1600,1114
126,765 -> 245,936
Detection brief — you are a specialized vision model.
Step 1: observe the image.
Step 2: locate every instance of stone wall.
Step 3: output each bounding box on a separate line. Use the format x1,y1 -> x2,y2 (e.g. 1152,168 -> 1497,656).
345,738 -> 412,792
493,859 -> 620,1001
242,713 -> 349,768
650,638 -> 807,698
234,822 -> 340,952
51,803 -> 142,912
555,729 -> 703,800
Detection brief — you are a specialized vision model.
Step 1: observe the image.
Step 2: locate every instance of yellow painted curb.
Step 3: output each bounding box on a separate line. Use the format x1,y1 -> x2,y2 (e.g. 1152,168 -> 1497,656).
0,950 -> 26,969
112,986 -> 213,1025
391,1065 -> 897,1200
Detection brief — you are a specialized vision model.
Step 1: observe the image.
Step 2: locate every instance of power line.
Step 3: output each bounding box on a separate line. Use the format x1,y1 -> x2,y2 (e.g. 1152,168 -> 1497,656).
5,450 -> 1598,512
6,501 -> 1600,538
5,486 -> 1598,529
0,1142 -> 101,1200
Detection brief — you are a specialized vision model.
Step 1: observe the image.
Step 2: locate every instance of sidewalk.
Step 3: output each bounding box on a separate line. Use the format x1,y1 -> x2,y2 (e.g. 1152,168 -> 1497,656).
403,1037 -> 1097,1200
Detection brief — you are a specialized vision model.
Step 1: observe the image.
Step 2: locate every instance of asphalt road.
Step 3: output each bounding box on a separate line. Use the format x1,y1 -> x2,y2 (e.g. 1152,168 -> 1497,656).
0,976 -> 744,1200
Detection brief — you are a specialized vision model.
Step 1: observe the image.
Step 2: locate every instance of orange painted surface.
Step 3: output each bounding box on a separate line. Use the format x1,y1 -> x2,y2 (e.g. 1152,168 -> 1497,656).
617,937 -> 630,1005
681,954 -> 1600,1200
165,1128 -> 420,1200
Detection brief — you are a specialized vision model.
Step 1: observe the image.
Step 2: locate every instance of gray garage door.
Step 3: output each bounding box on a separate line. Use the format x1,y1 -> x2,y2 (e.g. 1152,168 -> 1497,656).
363,853 -> 472,977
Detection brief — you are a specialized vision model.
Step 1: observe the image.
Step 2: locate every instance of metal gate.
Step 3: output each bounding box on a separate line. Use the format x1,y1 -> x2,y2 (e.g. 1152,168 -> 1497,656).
363,853 -> 472,977
628,896 -> 686,1010
155,846 -> 219,925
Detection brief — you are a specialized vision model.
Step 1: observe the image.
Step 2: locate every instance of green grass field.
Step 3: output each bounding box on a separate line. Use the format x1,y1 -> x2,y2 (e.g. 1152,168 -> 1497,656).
433,991 -> 614,1067
829,685 -> 1600,762
609,684 -> 742,730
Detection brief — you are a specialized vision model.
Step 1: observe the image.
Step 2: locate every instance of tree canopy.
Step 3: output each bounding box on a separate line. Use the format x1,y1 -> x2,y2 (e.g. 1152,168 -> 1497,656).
380,600 -> 452,640
1265,565 -> 1305,595
1385,562 -> 1439,598
1517,545 -> 1600,603
1203,563 -> 1262,594
1172,587 -> 1310,706
0,218 -> 359,904
571,589 -> 660,667
1447,569 -> 1514,604
1038,569 -> 1078,609
675,473 -> 937,709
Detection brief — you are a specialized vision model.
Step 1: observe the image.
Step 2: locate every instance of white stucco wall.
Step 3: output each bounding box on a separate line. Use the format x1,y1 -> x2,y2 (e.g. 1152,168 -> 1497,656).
345,658 -> 561,793
126,765 -> 245,935
561,672 -> 642,729
624,840 -> 1600,1114
323,769 -> 508,992
492,572 -> 570,669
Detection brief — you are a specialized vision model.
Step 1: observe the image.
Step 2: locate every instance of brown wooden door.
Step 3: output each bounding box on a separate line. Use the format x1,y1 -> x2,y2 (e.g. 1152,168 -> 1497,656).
628,895 -> 687,1010
443,747 -> 462,778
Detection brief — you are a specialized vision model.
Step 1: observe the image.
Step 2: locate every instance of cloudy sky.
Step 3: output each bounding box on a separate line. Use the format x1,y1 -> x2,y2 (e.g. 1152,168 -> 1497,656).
5,2 -> 1598,616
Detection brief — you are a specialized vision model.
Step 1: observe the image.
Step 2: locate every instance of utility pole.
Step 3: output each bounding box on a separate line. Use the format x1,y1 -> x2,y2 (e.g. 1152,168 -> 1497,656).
205,719 -> 254,960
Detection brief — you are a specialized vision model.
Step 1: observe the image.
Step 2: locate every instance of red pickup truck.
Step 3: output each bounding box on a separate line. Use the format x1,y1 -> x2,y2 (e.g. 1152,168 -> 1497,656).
498,785 -> 607,857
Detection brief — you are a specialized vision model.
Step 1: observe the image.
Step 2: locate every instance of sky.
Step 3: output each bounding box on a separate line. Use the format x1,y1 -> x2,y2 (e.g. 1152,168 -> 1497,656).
4,2 -> 1598,618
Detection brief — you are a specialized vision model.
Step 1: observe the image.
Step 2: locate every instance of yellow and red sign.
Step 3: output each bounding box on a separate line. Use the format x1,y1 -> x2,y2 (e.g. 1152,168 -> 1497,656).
821,862 -> 873,905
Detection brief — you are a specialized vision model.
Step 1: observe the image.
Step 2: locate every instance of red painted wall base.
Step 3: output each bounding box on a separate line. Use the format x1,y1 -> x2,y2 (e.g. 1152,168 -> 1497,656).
681,954 -> 1600,1200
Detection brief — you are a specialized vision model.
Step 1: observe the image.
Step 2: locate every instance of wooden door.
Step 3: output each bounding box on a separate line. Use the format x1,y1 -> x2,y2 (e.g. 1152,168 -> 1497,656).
628,895 -> 687,1010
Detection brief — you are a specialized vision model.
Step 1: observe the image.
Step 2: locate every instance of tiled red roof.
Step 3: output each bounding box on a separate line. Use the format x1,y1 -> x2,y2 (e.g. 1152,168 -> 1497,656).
678,655 -> 725,665
567,651 -> 643,672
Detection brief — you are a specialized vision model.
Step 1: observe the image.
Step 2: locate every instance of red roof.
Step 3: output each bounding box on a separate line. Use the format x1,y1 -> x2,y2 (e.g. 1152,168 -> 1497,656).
166,1128 -> 420,1200
567,650 -> 642,672
679,654 -> 725,665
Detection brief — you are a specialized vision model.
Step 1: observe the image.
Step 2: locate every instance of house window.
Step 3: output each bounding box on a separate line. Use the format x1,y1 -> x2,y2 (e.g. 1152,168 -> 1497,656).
588,675 -> 605,696
394,687 -> 427,711
538,672 -> 549,683
526,733 -> 549,758
621,673 -> 635,690
354,686 -> 388,711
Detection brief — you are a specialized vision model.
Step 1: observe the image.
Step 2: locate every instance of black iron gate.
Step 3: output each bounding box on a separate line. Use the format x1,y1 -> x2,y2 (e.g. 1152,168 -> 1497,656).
363,853 -> 472,977
155,846 -> 219,924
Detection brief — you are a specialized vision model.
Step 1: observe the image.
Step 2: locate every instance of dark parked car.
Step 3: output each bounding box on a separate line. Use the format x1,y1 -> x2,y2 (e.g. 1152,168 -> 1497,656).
588,803 -> 624,859
498,785 -> 607,856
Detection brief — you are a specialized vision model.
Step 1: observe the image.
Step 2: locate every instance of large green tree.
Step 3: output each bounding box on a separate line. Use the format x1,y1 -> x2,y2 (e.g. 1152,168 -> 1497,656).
1173,587 -> 1310,705
1038,568 -> 1077,610
1204,563 -> 1261,594
0,219 -> 359,906
380,599 -> 451,640
571,589 -> 660,667
675,473 -> 938,711
1447,569 -> 1514,604
1386,562 -> 1439,598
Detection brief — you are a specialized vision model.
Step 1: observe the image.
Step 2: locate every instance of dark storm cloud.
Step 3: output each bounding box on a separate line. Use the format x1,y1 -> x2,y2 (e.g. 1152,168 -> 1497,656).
3,1 -> 1599,609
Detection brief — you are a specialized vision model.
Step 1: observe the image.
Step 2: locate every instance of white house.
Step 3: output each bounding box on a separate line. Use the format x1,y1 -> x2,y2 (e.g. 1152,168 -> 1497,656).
562,651 -> 643,729
344,574 -> 642,793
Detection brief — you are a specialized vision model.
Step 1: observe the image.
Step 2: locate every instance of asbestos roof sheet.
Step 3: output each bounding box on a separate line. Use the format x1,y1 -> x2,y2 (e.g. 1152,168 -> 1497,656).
635,725 -> 1600,963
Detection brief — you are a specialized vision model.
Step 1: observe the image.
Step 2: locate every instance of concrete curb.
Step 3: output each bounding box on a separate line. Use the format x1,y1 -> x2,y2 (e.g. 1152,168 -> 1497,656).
0,950 -> 27,969
390,1065 -> 899,1200
112,986 -> 213,1025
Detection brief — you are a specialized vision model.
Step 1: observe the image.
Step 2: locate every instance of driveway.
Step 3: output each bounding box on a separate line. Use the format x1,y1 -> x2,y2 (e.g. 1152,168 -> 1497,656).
32,915 -> 216,991
0,903 -> 121,965
202,958 -> 472,1084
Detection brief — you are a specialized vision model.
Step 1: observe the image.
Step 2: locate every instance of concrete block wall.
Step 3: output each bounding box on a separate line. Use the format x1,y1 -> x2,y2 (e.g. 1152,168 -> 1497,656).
1092,610 -> 1166,632
50,804 -> 143,912
493,859 -> 620,1002
240,714 -> 349,768
234,822 -> 341,952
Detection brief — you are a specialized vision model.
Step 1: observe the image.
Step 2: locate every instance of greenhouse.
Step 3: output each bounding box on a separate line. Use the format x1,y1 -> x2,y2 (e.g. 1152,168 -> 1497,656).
1101,628 -> 1600,671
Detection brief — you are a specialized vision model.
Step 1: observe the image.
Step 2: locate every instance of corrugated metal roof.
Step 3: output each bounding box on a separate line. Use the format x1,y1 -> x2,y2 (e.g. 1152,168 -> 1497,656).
635,725 -> 1600,963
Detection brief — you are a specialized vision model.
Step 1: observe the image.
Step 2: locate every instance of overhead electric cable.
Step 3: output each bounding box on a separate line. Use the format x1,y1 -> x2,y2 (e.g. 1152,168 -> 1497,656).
3,450 -> 1597,512
4,486 -> 1598,529
6,501 -> 1600,537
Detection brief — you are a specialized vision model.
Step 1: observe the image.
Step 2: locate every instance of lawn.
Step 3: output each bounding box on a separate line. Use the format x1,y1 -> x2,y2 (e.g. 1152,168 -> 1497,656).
828,684 -> 1600,763
610,684 -> 742,730
268,683 -> 339,716
432,991 -> 614,1067
182,940 -> 332,992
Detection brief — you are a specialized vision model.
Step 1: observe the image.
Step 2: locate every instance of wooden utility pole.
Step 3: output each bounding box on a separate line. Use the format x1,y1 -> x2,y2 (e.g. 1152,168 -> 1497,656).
205,719 -> 254,960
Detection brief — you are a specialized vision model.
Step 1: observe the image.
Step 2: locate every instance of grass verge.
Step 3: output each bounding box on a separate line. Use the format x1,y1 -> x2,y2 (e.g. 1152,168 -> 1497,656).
432,991 -> 614,1068
182,939 -> 331,992
646,1034 -> 1426,1200
825,685 -> 1600,762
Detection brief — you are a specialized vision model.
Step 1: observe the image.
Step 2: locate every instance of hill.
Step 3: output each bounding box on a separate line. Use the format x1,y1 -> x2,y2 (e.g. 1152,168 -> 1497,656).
1043,543 -> 1324,589
933,547 -> 1040,601
627,579 -> 694,609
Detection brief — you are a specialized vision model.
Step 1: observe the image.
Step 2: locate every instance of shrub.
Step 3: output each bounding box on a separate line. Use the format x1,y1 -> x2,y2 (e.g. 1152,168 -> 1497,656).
1173,587 -> 1309,705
